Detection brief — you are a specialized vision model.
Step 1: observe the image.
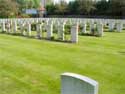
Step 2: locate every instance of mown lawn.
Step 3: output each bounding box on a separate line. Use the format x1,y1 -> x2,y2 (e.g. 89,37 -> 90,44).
0,31 -> 125,94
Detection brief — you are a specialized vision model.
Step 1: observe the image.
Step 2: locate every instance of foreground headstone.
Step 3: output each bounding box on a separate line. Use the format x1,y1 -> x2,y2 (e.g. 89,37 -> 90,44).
61,73 -> 98,94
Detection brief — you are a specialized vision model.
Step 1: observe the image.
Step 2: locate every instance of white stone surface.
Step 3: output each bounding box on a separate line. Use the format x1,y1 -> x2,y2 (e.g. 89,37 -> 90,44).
61,73 -> 98,94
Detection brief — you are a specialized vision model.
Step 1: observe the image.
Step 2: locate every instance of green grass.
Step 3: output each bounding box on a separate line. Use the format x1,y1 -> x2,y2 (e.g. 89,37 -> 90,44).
0,31 -> 125,94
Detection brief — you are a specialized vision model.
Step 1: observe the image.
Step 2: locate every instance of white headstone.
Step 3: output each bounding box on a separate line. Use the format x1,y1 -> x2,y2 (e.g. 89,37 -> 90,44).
47,20 -> 53,39
26,22 -> 31,36
58,22 -> 66,40
82,22 -> 87,33
45,19 -> 49,30
90,21 -> 95,35
13,21 -> 17,33
109,22 -> 115,31
71,23 -> 79,43
61,73 -> 99,94
20,22 -> 25,35
22,22 -> 25,35
97,23 -> 103,37
36,23 -> 42,38
2,22 -> 6,32
6,22 -> 11,33
116,22 -> 123,32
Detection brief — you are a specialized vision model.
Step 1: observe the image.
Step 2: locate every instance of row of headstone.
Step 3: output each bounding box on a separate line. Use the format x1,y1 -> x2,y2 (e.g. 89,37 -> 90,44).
0,18 -> 124,43
0,19 -> 79,43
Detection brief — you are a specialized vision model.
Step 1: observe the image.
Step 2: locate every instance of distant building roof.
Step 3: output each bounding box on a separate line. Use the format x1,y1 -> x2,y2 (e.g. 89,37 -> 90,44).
25,9 -> 38,14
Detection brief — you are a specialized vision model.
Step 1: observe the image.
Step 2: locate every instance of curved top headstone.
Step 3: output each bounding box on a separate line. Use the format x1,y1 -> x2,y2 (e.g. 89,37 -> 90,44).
61,73 -> 99,94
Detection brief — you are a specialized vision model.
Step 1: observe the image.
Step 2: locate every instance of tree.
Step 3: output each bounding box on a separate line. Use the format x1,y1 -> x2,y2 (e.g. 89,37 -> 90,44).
95,0 -> 110,15
77,0 -> 95,15
46,4 -> 57,15
0,0 -> 18,18
68,1 -> 79,14
109,0 -> 125,16
55,1 -> 68,15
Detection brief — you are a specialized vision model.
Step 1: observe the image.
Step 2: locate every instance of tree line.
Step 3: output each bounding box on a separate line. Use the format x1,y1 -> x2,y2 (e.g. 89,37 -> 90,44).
0,0 -> 124,18
0,0 -> 41,18
46,0 -> 125,18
